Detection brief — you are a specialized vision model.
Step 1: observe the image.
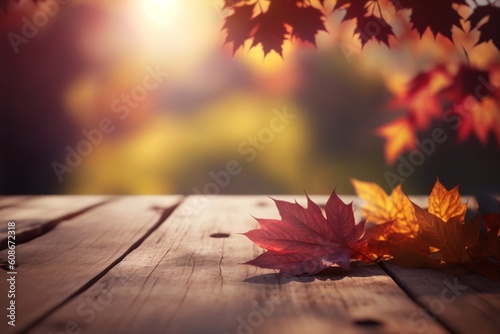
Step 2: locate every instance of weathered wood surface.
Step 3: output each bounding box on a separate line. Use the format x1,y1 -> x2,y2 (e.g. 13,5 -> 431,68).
0,196 -> 182,334
382,263 -> 500,334
0,196 -> 33,210
0,196 -> 112,250
34,196 -> 446,334
0,194 -> 497,334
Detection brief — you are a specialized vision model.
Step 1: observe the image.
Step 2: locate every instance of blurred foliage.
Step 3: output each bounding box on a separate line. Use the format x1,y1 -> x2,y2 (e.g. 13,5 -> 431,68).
0,0 -> 499,195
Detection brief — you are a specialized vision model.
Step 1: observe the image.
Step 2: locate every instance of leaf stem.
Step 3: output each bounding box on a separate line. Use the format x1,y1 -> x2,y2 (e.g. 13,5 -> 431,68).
349,246 -> 379,265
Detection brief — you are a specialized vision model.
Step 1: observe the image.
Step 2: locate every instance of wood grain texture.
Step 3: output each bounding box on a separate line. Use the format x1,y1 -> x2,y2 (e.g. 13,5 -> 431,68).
0,196 -> 111,250
382,262 -> 500,334
34,195 -> 447,334
0,196 -> 182,334
0,196 -> 33,210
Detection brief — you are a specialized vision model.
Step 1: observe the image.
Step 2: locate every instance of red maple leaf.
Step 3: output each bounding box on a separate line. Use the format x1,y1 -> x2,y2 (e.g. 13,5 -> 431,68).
439,65 -> 500,144
394,0 -> 466,40
222,4 -> 257,54
439,65 -> 494,103
222,0 -> 326,56
287,3 -> 326,46
243,191 -> 370,276
389,65 -> 451,129
468,5 -> 500,51
355,15 -> 395,47
381,63 -> 500,161
336,0 -> 394,46
335,0 -> 369,21
250,3 -> 288,56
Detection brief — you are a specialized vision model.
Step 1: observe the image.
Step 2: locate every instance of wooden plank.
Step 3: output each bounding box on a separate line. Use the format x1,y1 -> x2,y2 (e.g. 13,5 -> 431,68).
35,195 -> 447,334
369,196 -> 498,333
0,196 -> 111,250
381,262 -> 500,334
0,196 -> 33,210
457,274 -> 500,311
0,196 -> 182,334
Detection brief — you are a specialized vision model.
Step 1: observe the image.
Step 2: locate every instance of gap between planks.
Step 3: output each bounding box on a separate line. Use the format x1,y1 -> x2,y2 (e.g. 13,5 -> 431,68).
1,196 -> 498,333
32,195 -> 449,334
0,196 -> 115,251
0,196 -> 183,334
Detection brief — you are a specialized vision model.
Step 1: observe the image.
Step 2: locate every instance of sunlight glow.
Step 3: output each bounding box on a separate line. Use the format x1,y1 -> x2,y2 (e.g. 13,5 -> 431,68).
143,0 -> 178,25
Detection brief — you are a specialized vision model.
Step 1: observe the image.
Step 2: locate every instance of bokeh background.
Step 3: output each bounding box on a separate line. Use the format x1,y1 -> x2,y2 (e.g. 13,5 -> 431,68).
1,0 -> 499,195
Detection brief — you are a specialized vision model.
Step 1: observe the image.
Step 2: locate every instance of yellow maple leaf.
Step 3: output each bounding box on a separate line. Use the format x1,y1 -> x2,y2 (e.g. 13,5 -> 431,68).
352,179 -> 418,235
428,178 -> 467,223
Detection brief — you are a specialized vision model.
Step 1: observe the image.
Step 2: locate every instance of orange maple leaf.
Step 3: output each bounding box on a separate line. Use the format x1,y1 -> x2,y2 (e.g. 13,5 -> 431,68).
389,66 -> 451,129
428,178 -> 467,223
352,179 -> 418,235
456,97 -> 500,146
413,204 -> 471,265
376,118 -> 416,165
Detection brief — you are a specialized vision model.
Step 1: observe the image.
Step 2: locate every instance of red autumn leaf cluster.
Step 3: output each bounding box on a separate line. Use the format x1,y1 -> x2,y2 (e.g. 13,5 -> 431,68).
223,0 -> 326,56
244,179 -> 500,279
3,1 -> 499,54
379,63 -> 500,163
221,0 -> 500,56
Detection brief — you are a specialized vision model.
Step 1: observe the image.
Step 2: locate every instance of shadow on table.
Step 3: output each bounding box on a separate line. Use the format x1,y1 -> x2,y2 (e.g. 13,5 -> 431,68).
244,263 -> 386,284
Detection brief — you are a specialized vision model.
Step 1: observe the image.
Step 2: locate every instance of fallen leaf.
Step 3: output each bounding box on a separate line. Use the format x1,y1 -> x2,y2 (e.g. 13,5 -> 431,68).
352,179 -> 418,235
428,178 -> 467,223
245,179 -> 500,279
244,192 -> 369,276
414,204 -> 471,265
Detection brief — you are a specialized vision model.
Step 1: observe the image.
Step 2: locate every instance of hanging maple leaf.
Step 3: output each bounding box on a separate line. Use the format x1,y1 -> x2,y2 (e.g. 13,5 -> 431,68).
389,66 -> 451,129
394,0 -> 466,40
334,0 -> 369,21
355,15 -> 395,47
381,64 -> 500,163
335,0 -> 395,46
287,3 -> 326,46
468,5 -> 500,51
243,191 -> 370,276
223,4 -> 257,54
376,118 -> 416,164
222,0 -> 326,56
250,4 -> 288,56
440,65 -> 500,145
439,65 -> 494,103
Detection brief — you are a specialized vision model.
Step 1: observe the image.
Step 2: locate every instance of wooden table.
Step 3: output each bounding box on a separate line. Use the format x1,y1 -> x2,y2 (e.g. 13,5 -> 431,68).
0,195 -> 498,334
